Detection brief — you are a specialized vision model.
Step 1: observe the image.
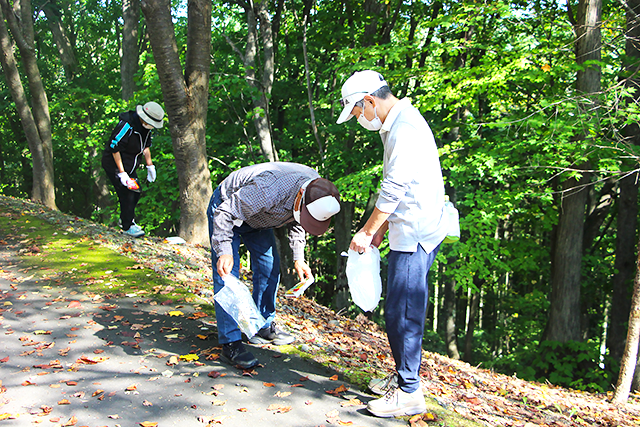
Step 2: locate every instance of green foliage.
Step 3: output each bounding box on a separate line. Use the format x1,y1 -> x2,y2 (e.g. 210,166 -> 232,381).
515,340 -> 615,393
0,0 -> 635,394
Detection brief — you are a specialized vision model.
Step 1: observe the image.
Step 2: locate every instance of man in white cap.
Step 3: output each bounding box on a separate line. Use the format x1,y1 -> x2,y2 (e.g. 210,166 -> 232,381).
207,162 -> 341,369
337,70 -> 449,417
102,101 -> 165,237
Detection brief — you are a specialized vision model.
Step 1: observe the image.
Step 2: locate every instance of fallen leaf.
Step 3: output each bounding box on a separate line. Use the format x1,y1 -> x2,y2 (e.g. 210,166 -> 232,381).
237,408 -> 247,412
108,414 -> 120,419
329,375 -> 338,381
341,398 -> 362,407
0,357 -> 8,363
267,404 -> 292,413
125,384 -> 137,391
139,422 -> 158,427
263,382 -> 275,387
179,354 -> 199,362
0,413 -> 15,420
167,356 -> 179,366
212,399 -> 227,406
275,391 -> 291,398
168,310 -> 184,317
57,399 -> 71,405
33,330 -> 52,335
92,390 -> 104,397
62,415 -> 78,426
142,400 -> 152,406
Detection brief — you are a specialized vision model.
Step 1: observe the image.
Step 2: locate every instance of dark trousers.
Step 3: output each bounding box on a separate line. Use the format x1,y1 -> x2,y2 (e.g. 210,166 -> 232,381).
385,244 -> 439,393
105,170 -> 140,230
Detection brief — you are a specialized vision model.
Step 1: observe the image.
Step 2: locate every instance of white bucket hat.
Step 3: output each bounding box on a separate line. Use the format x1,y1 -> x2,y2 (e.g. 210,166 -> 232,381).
136,101 -> 165,129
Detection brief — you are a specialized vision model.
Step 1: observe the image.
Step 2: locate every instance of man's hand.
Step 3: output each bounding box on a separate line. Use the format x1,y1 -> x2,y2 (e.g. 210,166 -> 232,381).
350,229 -> 374,254
217,254 -> 233,277
293,260 -> 313,282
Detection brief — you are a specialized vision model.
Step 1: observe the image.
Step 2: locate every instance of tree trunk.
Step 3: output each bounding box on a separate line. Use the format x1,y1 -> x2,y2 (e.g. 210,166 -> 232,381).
614,0 -> 640,388
546,0 -> 602,343
443,272 -> 460,360
140,0 -> 212,245
40,1 -> 77,81
0,0 -> 56,210
227,0 -> 279,162
463,279 -> 482,363
300,0 -> 324,165
612,241 -> 640,404
121,0 -> 140,100
333,200 -> 355,310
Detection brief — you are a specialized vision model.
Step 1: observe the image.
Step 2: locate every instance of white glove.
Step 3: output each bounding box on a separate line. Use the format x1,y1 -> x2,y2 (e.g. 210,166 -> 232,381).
146,165 -> 156,183
117,172 -> 137,189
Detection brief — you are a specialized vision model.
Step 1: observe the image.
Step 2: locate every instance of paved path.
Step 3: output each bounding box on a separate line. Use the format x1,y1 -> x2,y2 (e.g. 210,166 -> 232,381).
0,248 -> 404,427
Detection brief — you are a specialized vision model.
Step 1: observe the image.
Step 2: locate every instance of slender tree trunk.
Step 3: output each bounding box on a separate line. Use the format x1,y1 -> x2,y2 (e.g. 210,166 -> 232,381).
0,0 -> 56,210
463,279 -> 482,363
333,200 -> 354,310
300,0 -> 324,165
40,1 -> 77,81
546,0 -> 602,343
140,0 -> 212,245
227,0 -> 279,162
612,242 -> 640,404
121,0 -> 140,100
443,272 -> 460,360
614,0 -> 640,389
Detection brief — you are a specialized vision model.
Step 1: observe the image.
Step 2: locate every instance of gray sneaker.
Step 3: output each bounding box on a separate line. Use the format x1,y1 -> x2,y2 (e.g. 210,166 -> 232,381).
249,322 -> 295,345
369,373 -> 398,395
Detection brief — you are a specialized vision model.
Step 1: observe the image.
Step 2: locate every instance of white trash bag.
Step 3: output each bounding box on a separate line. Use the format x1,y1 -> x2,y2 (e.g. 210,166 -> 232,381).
214,275 -> 265,337
343,247 -> 382,312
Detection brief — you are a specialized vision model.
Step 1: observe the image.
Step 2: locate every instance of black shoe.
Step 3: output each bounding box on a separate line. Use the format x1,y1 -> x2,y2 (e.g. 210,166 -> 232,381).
248,322 -> 295,345
222,340 -> 258,369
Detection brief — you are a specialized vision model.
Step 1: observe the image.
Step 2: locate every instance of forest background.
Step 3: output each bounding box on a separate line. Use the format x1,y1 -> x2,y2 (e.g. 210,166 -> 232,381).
1,0 -> 640,402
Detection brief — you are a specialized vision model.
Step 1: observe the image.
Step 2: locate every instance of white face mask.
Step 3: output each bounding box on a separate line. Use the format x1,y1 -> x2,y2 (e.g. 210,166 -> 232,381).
357,104 -> 383,131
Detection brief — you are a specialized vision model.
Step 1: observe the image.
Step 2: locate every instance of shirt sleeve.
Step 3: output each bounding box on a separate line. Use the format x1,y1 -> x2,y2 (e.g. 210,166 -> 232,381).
106,120 -> 131,153
287,223 -> 307,261
376,126 -> 419,214
210,181 -> 271,257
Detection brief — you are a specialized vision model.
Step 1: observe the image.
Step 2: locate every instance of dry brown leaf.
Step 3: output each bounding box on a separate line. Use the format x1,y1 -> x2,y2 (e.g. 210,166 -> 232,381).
275,391 -> 291,398
139,422 -> 158,427
57,399 -> 71,405
92,390 -> 104,397
266,404 -> 292,413
62,415 -> 78,426
329,375 -> 338,380
263,382 -> 275,387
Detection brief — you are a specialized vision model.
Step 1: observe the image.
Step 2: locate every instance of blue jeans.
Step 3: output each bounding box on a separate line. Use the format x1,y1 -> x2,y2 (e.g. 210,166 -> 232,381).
385,244 -> 439,393
207,186 -> 280,344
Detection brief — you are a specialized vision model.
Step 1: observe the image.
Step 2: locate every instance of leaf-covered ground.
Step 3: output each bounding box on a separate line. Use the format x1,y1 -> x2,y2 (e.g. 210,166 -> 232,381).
1,195 -> 639,427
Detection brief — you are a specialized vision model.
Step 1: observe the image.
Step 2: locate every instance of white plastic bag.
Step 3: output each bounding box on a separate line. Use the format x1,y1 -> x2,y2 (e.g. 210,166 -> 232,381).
344,247 -> 382,312
214,275 -> 265,337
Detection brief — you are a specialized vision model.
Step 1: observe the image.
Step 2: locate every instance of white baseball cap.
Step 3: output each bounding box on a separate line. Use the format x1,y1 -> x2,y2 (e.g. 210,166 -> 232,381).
336,70 -> 388,124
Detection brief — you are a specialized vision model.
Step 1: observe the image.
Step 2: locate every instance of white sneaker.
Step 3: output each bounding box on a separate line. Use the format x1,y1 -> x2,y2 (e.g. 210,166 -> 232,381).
369,373 -> 398,395
366,386 -> 426,418
124,224 -> 145,238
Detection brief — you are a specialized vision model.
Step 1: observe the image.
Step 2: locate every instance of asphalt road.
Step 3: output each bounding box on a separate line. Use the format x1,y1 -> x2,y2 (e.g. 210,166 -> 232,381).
0,247 -> 405,427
